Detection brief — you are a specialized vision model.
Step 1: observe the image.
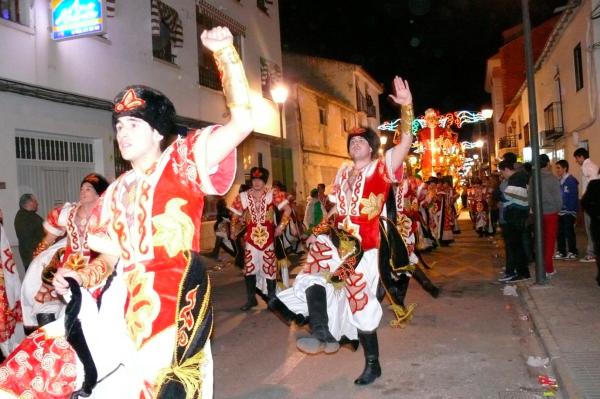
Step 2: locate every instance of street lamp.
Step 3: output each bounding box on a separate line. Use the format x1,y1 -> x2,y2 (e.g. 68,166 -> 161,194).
481,108 -> 493,174
270,83 -> 289,183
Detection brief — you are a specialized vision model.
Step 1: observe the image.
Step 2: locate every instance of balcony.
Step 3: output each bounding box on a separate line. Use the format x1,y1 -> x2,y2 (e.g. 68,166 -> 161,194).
540,102 -> 564,142
498,134 -> 518,149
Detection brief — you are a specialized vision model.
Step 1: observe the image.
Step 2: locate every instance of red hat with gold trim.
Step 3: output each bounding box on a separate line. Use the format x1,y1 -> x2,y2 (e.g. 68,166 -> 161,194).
250,166 -> 269,183
112,85 -> 177,137
347,127 -> 380,159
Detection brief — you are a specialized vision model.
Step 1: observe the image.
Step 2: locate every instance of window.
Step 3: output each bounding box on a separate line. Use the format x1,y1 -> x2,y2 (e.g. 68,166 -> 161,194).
317,98 -> 328,125
574,43 -> 584,91
197,2 -> 244,90
15,135 -> 94,163
151,0 -> 183,64
1,0 -> 30,26
342,117 -> 348,132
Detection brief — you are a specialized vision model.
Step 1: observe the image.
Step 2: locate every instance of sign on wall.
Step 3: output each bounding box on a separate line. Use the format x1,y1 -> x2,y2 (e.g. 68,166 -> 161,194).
51,0 -> 106,40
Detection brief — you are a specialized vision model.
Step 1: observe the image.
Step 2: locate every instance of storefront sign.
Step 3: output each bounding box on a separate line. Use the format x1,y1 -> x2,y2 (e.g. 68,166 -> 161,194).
51,0 -> 105,40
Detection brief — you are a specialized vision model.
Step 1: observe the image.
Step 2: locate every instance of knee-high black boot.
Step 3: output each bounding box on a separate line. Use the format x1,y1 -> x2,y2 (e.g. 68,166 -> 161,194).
240,275 -> 258,311
354,331 -> 382,385
296,285 -> 339,354
413,267 -> 440,298
268,296 -> 307,326
36,313 -> 56,327
266,279 -> 277,301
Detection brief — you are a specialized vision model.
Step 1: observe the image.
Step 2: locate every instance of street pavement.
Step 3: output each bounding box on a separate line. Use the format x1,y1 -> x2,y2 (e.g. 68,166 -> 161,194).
203,214 -> 574,399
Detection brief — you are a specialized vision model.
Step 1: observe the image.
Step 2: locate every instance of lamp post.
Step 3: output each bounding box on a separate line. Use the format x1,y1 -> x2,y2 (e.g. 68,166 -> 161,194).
270,84 -> 289,182
475,139 -> 484,175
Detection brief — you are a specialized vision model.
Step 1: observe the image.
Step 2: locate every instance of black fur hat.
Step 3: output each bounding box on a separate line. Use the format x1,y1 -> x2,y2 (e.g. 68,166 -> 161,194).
112,85 -> 177,137
347,127 -> 380,159
250,167 -> 269,183
81,173 -> 109,196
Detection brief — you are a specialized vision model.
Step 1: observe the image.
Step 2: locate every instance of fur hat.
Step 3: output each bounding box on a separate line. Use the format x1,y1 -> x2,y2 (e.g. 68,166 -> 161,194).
112,85 -> 177,137
250,167 -> 269,183
81,173 -> 109,196
347,127 -> 380,159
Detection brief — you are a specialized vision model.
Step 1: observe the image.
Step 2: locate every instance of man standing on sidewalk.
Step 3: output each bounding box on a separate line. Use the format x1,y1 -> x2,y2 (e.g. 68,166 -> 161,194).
581,172 -> 600,286
498,159 -> 531,282
554,159 -> 579,260
574,147 -> 599,263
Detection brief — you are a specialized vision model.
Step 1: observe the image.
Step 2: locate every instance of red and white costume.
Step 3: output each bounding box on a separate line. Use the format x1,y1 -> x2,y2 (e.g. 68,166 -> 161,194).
21,203 -> 95,326
0,224 -> 24,358
0,126 -> 234,399
229,189 -> 288,293
278,152 -> 401,339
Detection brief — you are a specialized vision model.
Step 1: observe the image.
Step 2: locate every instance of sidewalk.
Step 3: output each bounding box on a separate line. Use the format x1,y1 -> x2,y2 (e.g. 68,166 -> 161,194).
515,234 -> 600,398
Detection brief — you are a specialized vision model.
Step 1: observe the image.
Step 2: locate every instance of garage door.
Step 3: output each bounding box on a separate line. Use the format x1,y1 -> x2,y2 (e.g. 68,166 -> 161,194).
15,130 -> 96,217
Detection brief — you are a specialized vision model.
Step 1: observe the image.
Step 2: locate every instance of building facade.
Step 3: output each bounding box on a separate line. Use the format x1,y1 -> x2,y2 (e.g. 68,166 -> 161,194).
0,0 -> 285,259
282,53 -> 383,205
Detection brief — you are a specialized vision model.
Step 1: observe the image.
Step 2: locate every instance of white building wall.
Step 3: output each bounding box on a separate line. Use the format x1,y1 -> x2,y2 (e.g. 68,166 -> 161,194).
0,0 -> 284,253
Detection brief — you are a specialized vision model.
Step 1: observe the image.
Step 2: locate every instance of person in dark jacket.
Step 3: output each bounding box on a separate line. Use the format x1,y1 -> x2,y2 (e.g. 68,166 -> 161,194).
581,173 -> 600,286
554,160 -> 579,260
14,193 -> 44,270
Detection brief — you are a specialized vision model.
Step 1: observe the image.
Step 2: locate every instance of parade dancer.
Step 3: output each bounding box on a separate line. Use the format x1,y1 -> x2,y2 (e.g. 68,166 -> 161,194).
229,167 -> 292,310
0,213 -> 24,360
20,173 -> 109,330
272,76 -> 414,385
0,26 -> 252,399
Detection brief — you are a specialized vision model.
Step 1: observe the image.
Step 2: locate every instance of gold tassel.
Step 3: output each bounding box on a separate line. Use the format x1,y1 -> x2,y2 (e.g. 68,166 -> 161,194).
389,303 -> 416,328
213,44 -> 251,110
155,349 -> 206,399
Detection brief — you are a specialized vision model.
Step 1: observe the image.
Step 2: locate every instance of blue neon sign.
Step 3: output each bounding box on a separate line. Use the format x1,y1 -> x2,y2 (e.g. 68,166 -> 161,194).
51,0 -> 105,40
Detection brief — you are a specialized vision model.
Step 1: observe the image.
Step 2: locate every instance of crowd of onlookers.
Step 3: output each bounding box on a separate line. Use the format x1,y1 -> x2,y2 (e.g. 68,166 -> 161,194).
466,148 -> 600,285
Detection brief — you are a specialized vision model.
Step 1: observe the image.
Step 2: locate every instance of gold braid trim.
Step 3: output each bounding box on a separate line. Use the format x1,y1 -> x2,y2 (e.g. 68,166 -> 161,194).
400,104 -> 414,136
155,349 -> 206,399
213,44 -> 251,110
312,219 -> 331,236
77,258 -> 111,288
32,239 -> 51,258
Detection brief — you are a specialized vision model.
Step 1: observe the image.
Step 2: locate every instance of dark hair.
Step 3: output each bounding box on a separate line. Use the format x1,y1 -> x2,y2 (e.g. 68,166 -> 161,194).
317,183 -> 326,190
523,162 -> 532,174
556,159 -> 569,171
310,188 -> 319,198
573,147 -> 589,159
502,152 -> 518,164
539,154 -> 550,168
19,193 -> 34,209
498,160 -> 515,171
239,184 -> 250,193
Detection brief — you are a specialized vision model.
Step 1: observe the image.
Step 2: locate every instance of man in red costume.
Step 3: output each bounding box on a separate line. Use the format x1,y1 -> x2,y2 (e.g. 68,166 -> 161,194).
272,76 -> 414,385
0,26 -> 252,399
229,167 -> 291,310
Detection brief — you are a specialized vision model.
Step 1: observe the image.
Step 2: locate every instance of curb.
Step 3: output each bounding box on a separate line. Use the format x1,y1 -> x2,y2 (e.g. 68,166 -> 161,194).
519,283 -> 583,399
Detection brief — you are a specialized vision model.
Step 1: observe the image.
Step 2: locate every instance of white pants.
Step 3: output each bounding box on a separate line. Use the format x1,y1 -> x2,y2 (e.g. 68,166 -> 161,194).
277,235 -> 382,340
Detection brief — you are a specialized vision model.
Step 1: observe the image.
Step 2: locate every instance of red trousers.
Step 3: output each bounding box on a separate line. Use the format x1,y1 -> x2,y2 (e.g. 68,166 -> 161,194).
543,213 -> 559,273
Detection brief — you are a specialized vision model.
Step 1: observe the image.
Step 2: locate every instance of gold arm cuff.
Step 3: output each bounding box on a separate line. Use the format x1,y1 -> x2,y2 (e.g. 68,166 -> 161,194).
77,258 -> 111,288
213,44 -> 252,110
400,104 -> 414,136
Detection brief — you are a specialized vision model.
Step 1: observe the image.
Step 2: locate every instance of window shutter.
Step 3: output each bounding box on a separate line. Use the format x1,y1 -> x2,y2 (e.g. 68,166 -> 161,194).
151,0 -> 183,48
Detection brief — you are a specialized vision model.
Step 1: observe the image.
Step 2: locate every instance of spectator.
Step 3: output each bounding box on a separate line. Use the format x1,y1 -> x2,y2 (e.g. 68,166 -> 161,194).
13,193 -> 44,270
317,183 -> 333,212
529,154 -> 562,277
580,171 -> 600,286
574,147 -> 599,263
498,159 -> 531,283
554,160 -> 579,260
303,188 -> 326,233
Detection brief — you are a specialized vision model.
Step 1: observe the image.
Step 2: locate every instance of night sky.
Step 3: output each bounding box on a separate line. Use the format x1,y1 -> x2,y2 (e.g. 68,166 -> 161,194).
280,0 -> 567,136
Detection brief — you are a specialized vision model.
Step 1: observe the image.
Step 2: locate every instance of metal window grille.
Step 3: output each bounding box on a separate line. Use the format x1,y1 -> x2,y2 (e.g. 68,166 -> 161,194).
15,136 -> 94,163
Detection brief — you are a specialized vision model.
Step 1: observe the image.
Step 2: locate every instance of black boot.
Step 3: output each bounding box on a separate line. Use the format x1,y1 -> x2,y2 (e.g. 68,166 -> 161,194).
266,279 -> 277,302
268,296 -> 307,326
36,312 -> 56,327
296,285 -> 339,354
240,275 -> 258,311
413,267 -> 440,298
354,331 -> 382,385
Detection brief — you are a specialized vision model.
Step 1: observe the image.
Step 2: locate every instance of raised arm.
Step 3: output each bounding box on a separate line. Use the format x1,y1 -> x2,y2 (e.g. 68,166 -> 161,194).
197,27 -> 254,169
388,76 -> 414,172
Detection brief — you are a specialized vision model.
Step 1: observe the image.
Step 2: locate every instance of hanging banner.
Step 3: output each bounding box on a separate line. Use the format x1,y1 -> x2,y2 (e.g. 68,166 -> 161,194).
51,0 -> 106,41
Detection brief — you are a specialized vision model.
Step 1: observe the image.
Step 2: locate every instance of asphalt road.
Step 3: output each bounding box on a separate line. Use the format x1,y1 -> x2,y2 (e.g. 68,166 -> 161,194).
207,216 -> 552,399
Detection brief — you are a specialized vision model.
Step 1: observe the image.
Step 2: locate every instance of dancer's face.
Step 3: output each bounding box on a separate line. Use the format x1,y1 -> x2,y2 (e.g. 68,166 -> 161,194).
79,182 -> 99,205
349,136 -> 372,162
115,116 -> 163,162
252,178 -> 265,191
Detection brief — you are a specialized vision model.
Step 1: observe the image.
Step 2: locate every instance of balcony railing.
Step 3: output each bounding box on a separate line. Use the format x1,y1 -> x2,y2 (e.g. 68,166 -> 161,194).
541,101 -> 564,140
498,134 -> 518,149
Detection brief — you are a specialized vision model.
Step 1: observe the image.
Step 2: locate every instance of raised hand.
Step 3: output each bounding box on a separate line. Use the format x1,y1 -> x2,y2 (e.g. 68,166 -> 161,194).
388,76 -> 412,106
201,26 -> 234,53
